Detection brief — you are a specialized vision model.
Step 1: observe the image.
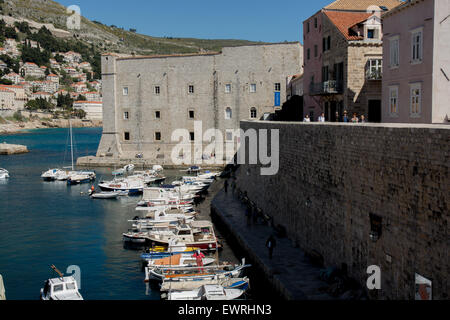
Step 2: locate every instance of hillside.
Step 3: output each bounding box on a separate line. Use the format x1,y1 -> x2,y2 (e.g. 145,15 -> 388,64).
1,0 -> 264,55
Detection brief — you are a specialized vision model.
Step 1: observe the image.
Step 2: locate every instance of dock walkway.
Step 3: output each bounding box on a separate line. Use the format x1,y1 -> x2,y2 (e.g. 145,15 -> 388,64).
211,187 -> 335,300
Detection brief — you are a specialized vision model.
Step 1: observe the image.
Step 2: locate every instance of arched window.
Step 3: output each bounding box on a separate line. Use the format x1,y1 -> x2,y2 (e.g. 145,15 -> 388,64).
250,107 -> 257,119
225,107 -> 232,119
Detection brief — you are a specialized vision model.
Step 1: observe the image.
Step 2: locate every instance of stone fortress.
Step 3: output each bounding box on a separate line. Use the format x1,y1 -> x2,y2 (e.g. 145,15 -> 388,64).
93,43 -> 302,167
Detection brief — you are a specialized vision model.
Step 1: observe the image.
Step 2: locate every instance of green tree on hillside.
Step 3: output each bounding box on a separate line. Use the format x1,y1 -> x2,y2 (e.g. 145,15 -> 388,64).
57,93 -> 74,110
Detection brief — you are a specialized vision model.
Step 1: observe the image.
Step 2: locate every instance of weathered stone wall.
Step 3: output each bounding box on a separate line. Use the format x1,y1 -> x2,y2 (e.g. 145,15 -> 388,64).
235,120 -> 449,300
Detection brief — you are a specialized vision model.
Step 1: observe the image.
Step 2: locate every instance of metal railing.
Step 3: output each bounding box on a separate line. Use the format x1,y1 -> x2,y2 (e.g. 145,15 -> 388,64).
309,80 -> 343,95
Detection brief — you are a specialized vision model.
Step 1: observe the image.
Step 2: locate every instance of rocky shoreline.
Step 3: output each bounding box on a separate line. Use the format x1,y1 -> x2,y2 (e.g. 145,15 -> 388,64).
0,119 -> 102,135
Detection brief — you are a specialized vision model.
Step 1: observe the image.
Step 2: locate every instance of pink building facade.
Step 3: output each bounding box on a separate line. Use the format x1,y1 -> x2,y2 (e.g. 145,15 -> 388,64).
303,11 -> 323,121
382,0 -> 450,124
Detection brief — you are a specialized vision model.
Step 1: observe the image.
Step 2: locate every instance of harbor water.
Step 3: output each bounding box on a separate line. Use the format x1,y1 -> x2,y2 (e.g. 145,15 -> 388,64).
0,127 -> 237,300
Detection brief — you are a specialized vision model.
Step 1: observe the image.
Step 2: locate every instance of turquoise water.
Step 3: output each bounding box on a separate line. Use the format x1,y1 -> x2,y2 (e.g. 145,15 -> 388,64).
0,127 -> 161,300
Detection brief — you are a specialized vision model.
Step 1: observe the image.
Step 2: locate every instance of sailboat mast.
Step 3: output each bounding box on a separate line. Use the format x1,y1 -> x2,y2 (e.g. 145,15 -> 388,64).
70,118 -> 74,171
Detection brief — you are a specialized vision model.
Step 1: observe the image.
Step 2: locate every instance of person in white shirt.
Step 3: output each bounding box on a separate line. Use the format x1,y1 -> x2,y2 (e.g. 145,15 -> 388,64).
318,112 -> 326,122
303,115 -> 310,122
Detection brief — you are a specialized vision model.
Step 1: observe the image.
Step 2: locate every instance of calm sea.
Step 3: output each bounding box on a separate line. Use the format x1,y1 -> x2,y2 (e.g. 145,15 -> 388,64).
0,127 -> 231,300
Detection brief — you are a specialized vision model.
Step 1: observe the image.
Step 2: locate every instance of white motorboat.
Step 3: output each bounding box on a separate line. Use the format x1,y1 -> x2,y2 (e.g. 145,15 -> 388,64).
132,207 -> 196,225
89,191 -> 119,199
122,222 -> 179,244
98,177 -> 144,195
141,187 -> 195,205
40,265 -> 83,300
41,168 -> 65,181
160,276 -> 250,293
0,168 -> 9,180
167,284 -> 246,300
180,166 -> 202,174
146,220 -> 218,250
67,171 -> 96,185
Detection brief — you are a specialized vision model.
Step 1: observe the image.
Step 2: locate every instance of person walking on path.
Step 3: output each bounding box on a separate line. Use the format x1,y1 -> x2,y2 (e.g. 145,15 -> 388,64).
224,179 -> 228,193
192,250 -> 205,272
266,235 -> 276,259
245,206 -> 252,226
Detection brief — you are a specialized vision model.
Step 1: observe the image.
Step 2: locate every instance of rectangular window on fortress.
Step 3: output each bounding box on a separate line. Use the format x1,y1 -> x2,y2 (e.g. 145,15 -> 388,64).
189,132 -> 195,141
155,111 -> 160,119
154,86 -> 160,95
307,22 -> 310,33
123,87 -> 128,96
124,132 -> 130,141
189,110 -> 195,119
188,85 -> 195,94
314,17 -> 317,28
307,48 -> 310,60
225,84 -> 231,93
314,45 -> 318,57
155,132 -> 161,141
250,84 -> 256,93
123,111 -> 129,120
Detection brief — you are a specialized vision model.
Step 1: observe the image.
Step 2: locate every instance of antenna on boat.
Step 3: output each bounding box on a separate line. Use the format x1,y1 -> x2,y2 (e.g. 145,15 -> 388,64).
51,265 -> 64,280
69,118 -> 74,171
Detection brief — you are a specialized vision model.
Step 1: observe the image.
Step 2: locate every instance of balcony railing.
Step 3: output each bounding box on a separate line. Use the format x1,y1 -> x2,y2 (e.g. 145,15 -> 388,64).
366,69 -> 382,80
309,80 -> 343,95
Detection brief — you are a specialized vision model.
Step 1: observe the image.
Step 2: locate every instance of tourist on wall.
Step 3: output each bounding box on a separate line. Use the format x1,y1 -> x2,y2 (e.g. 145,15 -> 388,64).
360,115 -> 367,123
266,234 -> 277,259
335,112 -> 340,122
351,113 -> 359,123
318,112 -> 326,122
343,111 -> 349,122
303,115 -> 311,122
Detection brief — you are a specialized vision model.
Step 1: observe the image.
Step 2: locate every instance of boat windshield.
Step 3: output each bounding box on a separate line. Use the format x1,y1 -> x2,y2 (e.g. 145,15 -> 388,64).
66,282 -> 76,290
53,284 -> 64,292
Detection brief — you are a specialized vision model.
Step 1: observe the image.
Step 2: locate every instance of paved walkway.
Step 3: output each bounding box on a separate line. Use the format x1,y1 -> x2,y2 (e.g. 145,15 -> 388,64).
211,187 -> 335,300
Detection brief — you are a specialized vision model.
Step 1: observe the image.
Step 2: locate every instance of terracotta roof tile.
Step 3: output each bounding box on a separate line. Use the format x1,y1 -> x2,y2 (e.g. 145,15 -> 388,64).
324,11 -> 373,40
324,0 -> 402,11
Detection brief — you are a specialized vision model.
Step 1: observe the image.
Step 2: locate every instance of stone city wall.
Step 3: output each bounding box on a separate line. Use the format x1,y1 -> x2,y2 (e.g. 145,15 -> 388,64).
234,120 -> 449,300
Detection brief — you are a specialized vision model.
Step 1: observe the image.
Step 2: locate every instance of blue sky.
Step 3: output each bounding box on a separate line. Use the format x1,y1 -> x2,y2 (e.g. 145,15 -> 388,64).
55,0 -> 332,43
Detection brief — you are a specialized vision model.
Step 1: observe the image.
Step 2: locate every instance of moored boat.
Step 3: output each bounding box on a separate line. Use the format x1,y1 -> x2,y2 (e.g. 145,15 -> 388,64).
40,265 -> 83,300
165,283 -> 247,300
0,168 -> 9,180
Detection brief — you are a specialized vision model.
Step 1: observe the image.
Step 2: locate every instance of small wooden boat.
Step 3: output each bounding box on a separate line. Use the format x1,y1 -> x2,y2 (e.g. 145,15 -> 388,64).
166,284 -> 246,300
145,259 -> 250,282
40,265 -> 83,300
146,253 -> 216,269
